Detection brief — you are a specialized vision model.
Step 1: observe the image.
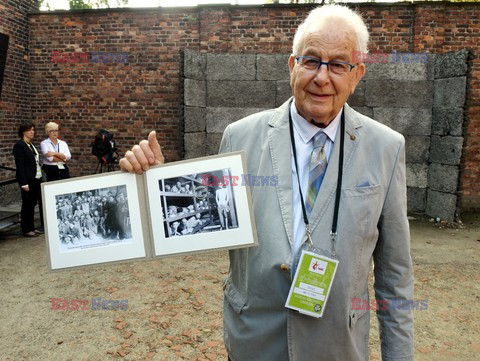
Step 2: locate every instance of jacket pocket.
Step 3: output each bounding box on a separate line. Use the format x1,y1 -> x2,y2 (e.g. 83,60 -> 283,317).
349,306 -> 369,327
342,184 -> 380,198
349,295 -> 370,361
224,277 -> 246,314
341,184 -> 382,238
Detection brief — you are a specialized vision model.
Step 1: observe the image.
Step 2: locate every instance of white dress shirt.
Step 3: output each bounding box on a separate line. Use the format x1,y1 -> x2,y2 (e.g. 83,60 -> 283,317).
40,138 -> 72,165
290,100 -> 341,260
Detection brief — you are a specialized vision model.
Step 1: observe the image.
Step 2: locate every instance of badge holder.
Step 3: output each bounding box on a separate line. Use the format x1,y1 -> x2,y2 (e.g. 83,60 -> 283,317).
285,226 -> 339,317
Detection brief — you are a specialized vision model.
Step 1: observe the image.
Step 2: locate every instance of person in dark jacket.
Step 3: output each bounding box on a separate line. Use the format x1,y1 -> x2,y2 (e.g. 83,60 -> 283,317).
12,122 -> 44,237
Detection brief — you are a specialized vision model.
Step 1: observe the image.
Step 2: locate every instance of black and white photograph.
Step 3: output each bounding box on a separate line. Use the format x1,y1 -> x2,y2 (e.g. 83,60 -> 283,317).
159,168 -> 239,239
54,185 -> 132,252
42,172 -> 147,270
145,152 -> 257,257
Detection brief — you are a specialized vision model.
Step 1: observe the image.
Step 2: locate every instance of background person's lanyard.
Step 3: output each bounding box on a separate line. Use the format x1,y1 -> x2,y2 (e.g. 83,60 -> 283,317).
50,139 -> 60,153
288,103 -> 345,258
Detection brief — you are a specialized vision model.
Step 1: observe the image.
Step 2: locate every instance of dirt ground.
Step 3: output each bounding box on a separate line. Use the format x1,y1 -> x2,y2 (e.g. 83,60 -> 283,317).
0,210 -> 479,361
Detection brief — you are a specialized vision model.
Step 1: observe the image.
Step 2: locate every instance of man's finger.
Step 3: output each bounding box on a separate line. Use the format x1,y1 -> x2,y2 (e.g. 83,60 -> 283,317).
124,149 -> 144,174
131,144 -> 150,172
119,157 -> 134,173
148,131 -> 165,165
139,139 -> 155,165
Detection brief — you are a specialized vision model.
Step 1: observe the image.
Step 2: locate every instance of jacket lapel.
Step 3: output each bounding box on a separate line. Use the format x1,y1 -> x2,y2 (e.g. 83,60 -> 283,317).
267,99 -> 294,248
309,104 -> 362,235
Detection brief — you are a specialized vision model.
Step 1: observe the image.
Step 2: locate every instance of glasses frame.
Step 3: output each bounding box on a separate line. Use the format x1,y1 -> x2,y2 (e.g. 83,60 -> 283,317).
295,55 -> 356,74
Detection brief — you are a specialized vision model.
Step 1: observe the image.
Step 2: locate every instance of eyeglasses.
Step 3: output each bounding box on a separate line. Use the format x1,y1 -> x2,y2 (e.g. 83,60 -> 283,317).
49,130 -> 59,133
295,56 -> 355,75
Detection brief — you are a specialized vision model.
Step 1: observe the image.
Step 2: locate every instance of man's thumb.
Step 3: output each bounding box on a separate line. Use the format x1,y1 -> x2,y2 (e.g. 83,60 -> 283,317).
148,130 -> 165,164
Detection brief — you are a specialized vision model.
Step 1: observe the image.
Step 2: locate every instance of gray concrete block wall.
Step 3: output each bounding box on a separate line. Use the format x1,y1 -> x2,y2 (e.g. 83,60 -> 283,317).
183,52 -> 291,161
206,54 -> 256,81
435,50 -> 468,79
434,77 -> 467,108
425,51 -> 468,221
365,80 -> 434,108
373,108 -> 432,136
206,81 -> 276,108
426,189 -> 457,222
432,108 -> 463,136
407,187 -> 426,213
184,79 -> 206,107
257,54 -> 290,81
206,107 -> 266,134
183,51 -> 468,221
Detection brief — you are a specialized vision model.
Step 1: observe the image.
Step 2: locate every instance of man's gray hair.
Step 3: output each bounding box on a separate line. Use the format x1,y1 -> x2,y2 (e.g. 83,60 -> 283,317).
292,5 -> 369,56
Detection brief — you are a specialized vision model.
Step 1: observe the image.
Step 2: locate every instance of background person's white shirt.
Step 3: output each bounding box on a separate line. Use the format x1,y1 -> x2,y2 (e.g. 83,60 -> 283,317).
40,138 -> 72,165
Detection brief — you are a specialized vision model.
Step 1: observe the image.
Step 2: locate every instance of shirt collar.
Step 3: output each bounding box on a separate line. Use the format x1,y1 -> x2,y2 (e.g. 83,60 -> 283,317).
290,100 -> 341,144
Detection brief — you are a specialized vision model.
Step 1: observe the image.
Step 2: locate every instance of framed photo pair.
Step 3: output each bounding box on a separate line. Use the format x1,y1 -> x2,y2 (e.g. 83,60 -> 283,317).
42,151 -> 258,271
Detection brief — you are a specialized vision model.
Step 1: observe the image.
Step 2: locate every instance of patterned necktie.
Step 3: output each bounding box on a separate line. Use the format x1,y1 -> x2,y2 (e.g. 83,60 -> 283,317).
305,132 -> 328,214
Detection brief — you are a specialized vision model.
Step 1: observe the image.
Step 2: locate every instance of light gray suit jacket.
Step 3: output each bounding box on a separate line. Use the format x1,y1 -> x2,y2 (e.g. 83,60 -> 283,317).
219,99 -> 414,361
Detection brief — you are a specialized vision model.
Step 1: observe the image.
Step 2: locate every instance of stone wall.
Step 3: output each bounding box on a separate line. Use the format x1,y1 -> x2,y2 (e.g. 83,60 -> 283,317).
182,51 -> 291,158
183,51 -> 468,221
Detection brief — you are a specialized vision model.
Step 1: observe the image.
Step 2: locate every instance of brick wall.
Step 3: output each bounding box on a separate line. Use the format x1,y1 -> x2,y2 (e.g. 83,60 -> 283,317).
0,0 -> 37,205
7,2 -> 478,211
28,7 -> 200,175
0,0 -> 37,176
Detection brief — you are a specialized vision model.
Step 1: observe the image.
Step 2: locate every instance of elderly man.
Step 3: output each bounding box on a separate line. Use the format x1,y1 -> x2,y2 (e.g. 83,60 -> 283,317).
120,5 -> 414,361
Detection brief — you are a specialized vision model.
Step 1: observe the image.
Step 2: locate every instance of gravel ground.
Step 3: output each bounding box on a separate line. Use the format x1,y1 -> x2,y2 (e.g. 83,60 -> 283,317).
0,211 -> 479,361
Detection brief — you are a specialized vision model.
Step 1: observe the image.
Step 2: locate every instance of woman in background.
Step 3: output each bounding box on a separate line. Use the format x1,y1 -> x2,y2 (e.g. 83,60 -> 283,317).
12,122 -> 44,237
40,121 -> 71,181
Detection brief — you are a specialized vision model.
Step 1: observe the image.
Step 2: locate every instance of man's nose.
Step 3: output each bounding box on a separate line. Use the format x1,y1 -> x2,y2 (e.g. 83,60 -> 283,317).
313,63 -> 330,84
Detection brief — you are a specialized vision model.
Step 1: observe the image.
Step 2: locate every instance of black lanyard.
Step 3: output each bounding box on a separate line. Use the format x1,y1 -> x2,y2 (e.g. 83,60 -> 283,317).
288,102 -> 345,257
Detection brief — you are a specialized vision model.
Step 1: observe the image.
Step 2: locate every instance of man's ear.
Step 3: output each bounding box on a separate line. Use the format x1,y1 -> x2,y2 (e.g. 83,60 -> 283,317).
350,62 -> 365,95
288,54 -> 296,73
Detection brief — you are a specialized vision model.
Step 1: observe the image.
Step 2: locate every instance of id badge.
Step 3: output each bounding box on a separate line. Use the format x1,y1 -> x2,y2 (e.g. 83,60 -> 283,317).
285,250 -> 338,318
57,163 -> 65,169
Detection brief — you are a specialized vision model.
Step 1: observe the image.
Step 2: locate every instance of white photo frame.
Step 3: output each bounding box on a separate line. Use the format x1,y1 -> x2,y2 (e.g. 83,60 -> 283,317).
42,172 -> 147,271
145,152 -> 257,257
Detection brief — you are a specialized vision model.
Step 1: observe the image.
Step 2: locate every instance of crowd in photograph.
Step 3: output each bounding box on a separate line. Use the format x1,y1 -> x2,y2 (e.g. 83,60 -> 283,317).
56,189 -> 130,244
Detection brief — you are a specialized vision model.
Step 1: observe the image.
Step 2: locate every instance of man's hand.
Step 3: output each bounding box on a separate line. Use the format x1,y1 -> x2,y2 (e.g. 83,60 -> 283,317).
119,131 -> 165,174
